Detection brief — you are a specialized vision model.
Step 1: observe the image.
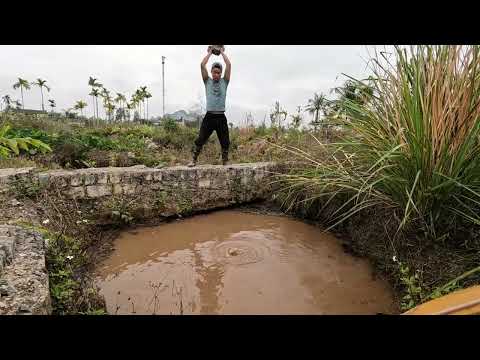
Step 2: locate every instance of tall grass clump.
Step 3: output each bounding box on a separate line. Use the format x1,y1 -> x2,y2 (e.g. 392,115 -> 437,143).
278,45 -> 480,241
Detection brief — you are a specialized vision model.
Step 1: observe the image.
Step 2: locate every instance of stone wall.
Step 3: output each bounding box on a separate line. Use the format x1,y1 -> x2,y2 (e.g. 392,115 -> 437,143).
0,162 -> 279,314
0,167 -> 36,195
1,163 -> 278,218
0,225 -> 51,315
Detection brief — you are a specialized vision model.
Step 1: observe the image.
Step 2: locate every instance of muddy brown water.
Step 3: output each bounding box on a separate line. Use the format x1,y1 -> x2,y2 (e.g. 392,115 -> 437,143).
95,210 -> 397,315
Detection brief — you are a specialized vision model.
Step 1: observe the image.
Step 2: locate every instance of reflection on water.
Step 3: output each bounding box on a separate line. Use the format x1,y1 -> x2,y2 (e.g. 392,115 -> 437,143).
95,211 -> 396,315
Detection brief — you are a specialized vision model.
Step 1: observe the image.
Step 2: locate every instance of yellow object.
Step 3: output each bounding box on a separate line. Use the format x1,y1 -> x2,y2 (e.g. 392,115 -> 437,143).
403,285 -> 480,315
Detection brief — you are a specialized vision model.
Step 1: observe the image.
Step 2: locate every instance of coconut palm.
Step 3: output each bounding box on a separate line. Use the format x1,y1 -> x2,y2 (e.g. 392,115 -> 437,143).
305,92 -> 327,130
12,78 -> 30,109
74,100 -> 88,117
332,78 -> 374,115
32,78 -> 50,111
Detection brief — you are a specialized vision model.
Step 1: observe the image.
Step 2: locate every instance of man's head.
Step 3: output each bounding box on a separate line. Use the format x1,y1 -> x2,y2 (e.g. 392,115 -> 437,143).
211,62 -> 223,81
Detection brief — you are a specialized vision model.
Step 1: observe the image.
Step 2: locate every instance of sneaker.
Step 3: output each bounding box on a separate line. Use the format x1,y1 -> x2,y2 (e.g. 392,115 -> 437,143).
187,160 -> 197,167
221,151 -> 229,166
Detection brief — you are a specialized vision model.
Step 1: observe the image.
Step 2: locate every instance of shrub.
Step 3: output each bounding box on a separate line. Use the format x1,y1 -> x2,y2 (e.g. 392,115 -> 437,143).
0,124 -> 52,158
277,45 -> 480,241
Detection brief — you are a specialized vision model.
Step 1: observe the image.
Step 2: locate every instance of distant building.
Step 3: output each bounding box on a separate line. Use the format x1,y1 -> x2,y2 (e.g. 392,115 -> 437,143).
8,108 -> 48,115
164,110 -> 199,125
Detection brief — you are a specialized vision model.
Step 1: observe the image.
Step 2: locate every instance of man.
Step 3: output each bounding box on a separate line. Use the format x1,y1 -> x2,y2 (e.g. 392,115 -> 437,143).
188,46 -> 231,167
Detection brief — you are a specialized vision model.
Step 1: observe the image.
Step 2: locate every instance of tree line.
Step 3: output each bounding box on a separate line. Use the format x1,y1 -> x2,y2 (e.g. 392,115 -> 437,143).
264,77 -> 374,131
1,77 -> 153,124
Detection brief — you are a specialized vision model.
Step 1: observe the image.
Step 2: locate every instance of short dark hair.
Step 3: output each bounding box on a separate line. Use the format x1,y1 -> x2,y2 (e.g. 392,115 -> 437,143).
211,62 -> 223,71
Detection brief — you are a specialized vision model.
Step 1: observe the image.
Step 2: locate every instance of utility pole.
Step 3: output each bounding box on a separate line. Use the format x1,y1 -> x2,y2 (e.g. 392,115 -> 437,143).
162,56 -> 166,118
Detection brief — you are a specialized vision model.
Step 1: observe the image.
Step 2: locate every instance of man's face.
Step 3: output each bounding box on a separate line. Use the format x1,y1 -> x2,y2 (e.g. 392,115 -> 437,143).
211,67 -> 222,81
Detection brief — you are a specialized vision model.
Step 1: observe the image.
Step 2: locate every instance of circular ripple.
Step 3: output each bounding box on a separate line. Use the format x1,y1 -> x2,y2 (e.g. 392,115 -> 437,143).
213,239 -> 266,266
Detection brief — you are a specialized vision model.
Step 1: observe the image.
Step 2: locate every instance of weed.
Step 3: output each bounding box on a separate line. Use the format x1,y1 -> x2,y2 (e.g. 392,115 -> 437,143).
9,176 -> 43,199
393,256 -> 425,310
104,196 -> 137,226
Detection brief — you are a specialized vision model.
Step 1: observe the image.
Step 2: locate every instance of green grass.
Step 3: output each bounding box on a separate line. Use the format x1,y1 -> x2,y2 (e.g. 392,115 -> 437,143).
0,112 -> 324,170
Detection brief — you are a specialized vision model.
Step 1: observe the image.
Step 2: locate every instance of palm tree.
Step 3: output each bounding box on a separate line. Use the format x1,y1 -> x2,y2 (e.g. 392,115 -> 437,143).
88,76 -> 102,90
14,100 -> 22,109
115,93 -> 127,121
305,93 -> 327,130
144,91 -> 152,120
88,77 -> 102,120
12,78 -> 30,109
32,78 -> 50,111
129,95 -> 138,122
125,102 -> 134,122
332,78 -> 374,112
2,95 -> 12,111
140,86 -> 149,120
48,99 -> 56,114
138,87 -> 152,120
100,87 -> 112,121
74,100 -> 88,117
134,89 -> 144,120
105,103 -> 116,122
138,93 -> 144,120
89,88 -> 101,120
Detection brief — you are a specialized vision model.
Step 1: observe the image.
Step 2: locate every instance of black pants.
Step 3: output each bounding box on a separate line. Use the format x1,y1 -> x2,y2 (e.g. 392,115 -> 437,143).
193,112 -> 230,160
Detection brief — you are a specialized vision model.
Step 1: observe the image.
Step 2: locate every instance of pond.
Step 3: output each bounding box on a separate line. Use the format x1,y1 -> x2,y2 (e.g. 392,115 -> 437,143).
95,210 -> 396,314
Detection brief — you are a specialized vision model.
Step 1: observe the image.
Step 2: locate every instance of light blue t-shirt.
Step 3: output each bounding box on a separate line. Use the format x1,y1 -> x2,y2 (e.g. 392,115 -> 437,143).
205,77 -> 229,112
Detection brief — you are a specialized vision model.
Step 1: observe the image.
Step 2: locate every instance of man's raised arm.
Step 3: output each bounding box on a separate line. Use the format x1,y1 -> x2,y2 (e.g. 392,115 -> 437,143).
220,48 -> 231,82
201,47 -> 213,82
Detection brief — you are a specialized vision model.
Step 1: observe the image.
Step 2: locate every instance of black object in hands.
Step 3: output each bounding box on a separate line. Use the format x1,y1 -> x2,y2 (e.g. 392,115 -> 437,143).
209,45 -> 225,56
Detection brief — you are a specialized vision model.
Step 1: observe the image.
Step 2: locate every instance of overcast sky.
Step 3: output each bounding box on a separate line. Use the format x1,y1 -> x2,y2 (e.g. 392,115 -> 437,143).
0,45 -> 383,126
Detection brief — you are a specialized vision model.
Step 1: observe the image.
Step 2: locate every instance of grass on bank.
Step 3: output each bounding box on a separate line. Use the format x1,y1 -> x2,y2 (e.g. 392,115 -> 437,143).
275,45 -> 480,310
